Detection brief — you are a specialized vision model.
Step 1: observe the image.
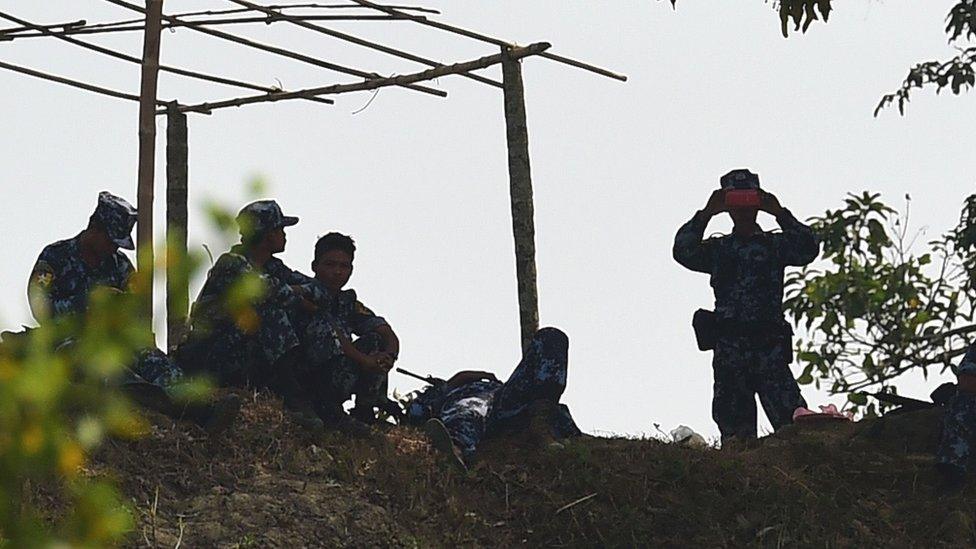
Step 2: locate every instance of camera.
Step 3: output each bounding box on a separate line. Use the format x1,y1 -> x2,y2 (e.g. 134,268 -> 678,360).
720,169 -> 760,209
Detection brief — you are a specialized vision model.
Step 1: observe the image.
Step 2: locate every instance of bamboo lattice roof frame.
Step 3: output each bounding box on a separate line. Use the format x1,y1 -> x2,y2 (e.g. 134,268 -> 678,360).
0,0 -> 626,341
0,1 -> 626,113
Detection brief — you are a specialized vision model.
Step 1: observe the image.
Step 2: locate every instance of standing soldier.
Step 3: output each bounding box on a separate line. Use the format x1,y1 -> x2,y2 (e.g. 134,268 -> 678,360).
178,200 -> 323,430
673,169 -> 820,442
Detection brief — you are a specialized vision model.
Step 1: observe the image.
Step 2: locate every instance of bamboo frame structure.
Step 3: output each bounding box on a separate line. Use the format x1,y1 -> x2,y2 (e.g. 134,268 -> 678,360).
135,0 -> 163,319
1,1 -> 626,347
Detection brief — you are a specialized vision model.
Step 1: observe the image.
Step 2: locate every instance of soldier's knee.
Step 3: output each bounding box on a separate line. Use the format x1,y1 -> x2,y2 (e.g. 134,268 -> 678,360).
533,327 -> 569,354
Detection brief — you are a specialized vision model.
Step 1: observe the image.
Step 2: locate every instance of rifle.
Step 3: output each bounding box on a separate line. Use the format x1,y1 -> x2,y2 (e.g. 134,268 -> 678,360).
395,367 -> 446,387
866,391 -> 936,412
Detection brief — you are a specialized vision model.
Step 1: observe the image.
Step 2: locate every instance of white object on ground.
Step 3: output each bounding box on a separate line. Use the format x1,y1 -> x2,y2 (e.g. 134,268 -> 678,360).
670,425 -> 709,448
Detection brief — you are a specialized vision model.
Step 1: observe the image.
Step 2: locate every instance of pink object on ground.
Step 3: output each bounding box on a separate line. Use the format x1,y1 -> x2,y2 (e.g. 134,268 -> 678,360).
792,404 -> 854,422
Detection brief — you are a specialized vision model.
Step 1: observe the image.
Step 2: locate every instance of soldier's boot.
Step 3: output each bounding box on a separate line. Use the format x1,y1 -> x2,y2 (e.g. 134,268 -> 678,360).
424,418 -> 467,471
200,393 -> 242,436
349,404 -> 377,424
936,462 -> 967,496
268,352 -> 325,432
525,400 -> 563,450
316,402 -> 371,438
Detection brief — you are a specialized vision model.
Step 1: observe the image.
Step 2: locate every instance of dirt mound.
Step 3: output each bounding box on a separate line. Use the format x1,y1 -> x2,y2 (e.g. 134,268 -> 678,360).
69,395 -> 976,547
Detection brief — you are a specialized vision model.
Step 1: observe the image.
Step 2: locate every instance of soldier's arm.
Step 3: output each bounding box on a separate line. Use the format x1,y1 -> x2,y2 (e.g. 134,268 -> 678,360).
27,251 -> 86,321
27,258 -> 59,322
774,209 -> 820,266
672,211 -> 716,274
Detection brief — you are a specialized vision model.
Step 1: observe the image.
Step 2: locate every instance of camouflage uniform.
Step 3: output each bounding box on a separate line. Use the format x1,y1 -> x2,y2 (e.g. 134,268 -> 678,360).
406,327 -> 582,458
28,192 -> 182,386
673,178 -> 819,441
936,343 -> 976,474
181,244 -> 304,384
28,191 -> 137,320
303,283 -> 391,415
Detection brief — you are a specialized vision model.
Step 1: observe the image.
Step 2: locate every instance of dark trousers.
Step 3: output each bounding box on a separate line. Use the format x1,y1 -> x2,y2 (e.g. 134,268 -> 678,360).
712,334 -> 806,441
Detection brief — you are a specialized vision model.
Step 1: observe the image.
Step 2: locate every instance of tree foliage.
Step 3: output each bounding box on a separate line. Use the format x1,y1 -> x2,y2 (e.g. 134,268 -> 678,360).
660,1 -> 976,114
876,0 -> 976,115
0,187 -> 254,544
784,192 -> 976,415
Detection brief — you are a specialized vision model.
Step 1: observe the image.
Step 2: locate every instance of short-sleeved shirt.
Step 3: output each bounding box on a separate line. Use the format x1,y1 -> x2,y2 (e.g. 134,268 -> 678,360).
28,234 -> 134,321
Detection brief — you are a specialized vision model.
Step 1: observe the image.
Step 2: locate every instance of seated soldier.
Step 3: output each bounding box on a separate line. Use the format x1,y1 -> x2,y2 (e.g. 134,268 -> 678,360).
404,327 -> 582,468
178,200 -> 323,430
303,233 -> 400,425
26,191 -> 238,434
936,341 -> 976,490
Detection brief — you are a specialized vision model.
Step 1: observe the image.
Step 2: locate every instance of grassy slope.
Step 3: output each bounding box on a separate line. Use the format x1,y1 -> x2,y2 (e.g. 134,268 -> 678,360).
85,393 -> 976,547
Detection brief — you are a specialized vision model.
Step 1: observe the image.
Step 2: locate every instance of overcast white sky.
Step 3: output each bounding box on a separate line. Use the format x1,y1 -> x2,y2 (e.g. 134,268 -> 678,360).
1,1 -> 974,438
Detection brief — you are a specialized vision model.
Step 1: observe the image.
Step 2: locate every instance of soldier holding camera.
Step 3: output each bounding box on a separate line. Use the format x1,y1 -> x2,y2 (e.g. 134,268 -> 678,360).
673,169 -> 820,442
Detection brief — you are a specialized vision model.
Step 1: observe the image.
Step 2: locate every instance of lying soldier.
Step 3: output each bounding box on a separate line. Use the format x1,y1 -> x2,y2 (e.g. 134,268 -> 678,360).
177,200 -> 322,430
302,233 -> 400,425
26,191 -> 238,434
404,327 -> 582,468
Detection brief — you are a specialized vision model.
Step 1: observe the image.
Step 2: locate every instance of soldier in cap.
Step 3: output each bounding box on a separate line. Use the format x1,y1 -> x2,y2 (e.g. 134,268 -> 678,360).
25,191 -> 238,434
403,327 -> 582,468
673,169 -> 819,442
178,200 -> 323,430
28,191 -> 138,322
302,232 -> 400,425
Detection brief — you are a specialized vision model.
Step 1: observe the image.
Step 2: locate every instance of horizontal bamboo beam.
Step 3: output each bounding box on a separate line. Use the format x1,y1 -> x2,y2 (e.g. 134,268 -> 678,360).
348,0 -> 628,82
173,41 -> 550,114
0,19 -> 84,36
87,2 -> 439,27
0,14 -> 404,39
101,0 -> 446,98
0,58 -> 167,105
0,10 -> 331,105
226,0 -> 502,89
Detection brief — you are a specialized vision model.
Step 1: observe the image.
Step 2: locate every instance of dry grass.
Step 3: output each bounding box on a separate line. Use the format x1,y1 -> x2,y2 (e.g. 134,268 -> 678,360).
40,394 -> 976,547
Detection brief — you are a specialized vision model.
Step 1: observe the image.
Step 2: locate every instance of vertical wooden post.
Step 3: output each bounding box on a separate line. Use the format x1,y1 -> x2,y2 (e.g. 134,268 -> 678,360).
136,0 -> 164,324
501,47 -> 540,349
166,104 -> 188,350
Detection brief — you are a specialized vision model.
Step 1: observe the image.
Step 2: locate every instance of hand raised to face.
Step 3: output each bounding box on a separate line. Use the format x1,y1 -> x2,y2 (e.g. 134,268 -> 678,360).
759,190 -> 785,217
703,188 -> 727,217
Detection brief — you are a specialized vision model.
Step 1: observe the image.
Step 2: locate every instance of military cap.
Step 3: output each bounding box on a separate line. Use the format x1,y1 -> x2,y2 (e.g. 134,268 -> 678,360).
236,200 -> 299,239
92,191 -> 137,250
720,169 -> 761,190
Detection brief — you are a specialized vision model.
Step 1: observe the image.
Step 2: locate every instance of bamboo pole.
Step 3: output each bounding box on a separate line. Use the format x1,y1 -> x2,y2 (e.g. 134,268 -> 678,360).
102,0 -> 445,98
172,42 -> 550,114
0,10 -> 331,104
0,14 -> 403,39
166,105 -> 189,349
501,47 -> 539,349
0,59 -> 160,104
226,0 -> 502,89
0,19 -> 84,37
67,2 -> 439,30
136,0 -> 164,323
348,0 -> 628,82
